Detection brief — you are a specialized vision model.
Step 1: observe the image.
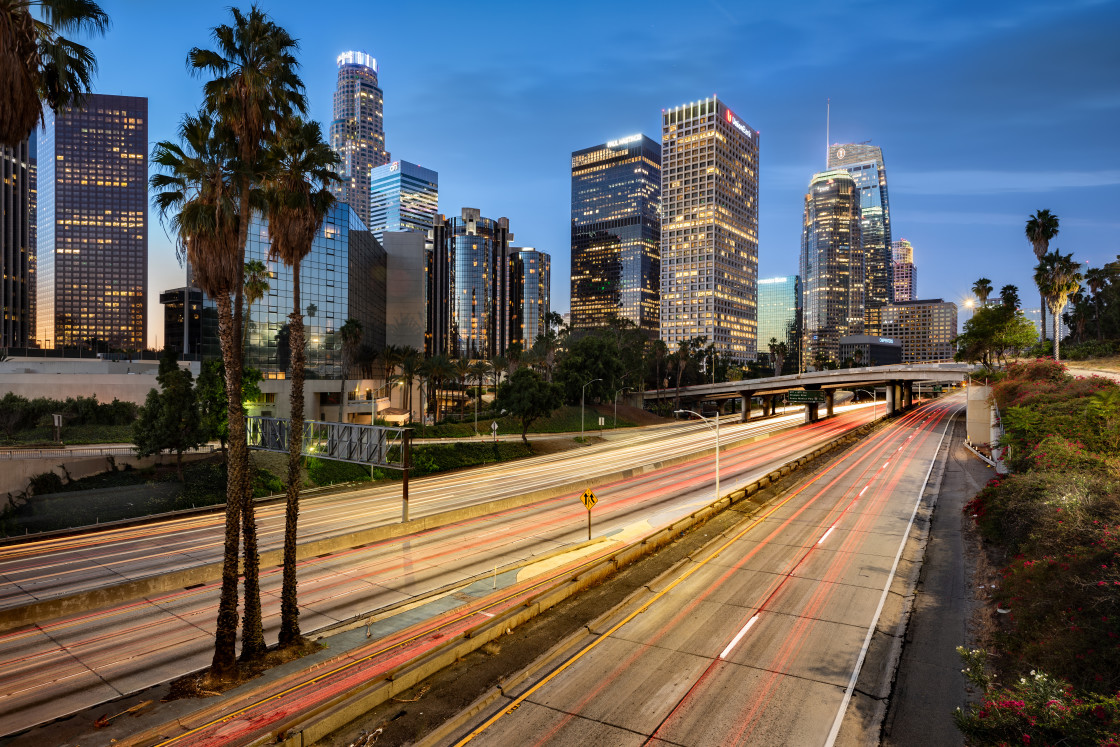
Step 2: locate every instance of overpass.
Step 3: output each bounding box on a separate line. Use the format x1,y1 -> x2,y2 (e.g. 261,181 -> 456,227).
643,363 -> 972,423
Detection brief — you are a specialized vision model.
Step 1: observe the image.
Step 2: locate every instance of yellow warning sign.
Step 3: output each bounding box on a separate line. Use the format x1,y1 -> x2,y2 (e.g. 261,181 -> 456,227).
580,488 -> 597,510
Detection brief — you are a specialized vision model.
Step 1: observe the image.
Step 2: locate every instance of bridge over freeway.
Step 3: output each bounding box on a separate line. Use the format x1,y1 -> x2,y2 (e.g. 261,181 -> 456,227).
643,363 -> 973,423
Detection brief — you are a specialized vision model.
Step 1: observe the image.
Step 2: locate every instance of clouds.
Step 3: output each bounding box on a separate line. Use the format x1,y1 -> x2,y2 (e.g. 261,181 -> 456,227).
893,169 -> 1120,195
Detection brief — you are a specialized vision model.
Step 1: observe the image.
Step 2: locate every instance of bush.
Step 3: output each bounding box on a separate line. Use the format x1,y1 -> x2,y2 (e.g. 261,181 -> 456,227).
306,457 -> 371,486
252,468 -> 284,498
26,471 -> 64,497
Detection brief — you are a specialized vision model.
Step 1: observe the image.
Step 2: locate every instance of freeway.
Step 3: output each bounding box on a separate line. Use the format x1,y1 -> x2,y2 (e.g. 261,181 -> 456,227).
0,405 -> 879,738
443,397 -> 958,747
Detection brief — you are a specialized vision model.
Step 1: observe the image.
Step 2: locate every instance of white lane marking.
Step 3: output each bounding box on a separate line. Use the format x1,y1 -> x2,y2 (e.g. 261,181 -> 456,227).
824,409 -> 957,747
817,526 -> 836,545
883,461 -> 890,469
477,611 -> 495,618
858,486 -> 868,497
719,614 -> 760,659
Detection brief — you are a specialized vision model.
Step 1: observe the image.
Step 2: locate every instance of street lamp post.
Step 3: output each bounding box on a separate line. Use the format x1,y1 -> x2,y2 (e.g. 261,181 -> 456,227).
676,409 -> 720,502
614,386 -> 631,428
581,377 -> 602,442
855,388 -> 880,419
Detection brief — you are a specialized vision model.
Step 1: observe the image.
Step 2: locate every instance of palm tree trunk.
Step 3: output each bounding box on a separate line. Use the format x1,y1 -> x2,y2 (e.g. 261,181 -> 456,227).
279,263 -> 304,647
211,293 -> 243,679
1053,304 -> 1061,361
1040,294 -> 1047,342
338,363 -> 347,423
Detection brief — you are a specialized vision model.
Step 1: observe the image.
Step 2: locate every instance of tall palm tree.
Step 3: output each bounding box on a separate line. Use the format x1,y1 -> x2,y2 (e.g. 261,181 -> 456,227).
395,347 -> 421,417
673,340 -> 690,411
379,344 -> 401,404
1085,266 -> 1108,341
337,318 -> 364,423
426,354 -> 456,422
490,354 -> 508,389
469,360 -> 489,435
1000,284 -> 1021,309
454,357 -> 472,420
242,259 -> 269,355
0,0 -> 109,147
1034,250 -> 1082,361
261,115 -> 338,647
1025,210 -> 1060,340
768,337 -> 787,377
150,109 -> 243,677
971,277 -> 993,306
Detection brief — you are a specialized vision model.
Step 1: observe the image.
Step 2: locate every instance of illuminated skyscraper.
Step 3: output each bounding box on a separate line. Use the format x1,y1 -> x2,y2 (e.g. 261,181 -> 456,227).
330,51 -> 389,228
800,169 -> 863,368
891,239 -> 917,302
881,298 -> 958,363
509,247 -> 550,349
570,134 -> 660,333
660,96 -> 759,362
1,137 -> 34,347
37,93 -> 147,349
757,276 -> 801,373
369,160 -> 437,243
828,143 -> 891,334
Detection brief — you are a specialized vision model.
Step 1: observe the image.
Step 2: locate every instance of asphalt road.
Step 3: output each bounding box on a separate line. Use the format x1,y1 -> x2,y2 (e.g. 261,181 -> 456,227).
442,398 -> 959,747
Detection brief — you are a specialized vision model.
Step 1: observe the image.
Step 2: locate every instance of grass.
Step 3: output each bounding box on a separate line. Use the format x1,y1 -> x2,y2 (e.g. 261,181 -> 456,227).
412,404 -> 639,438
0,424 -> 135,447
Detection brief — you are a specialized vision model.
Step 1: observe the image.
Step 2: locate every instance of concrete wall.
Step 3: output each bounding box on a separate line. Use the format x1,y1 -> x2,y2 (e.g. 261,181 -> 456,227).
0,451 -> 212,499
966,382 -> 991,445
0,359 -> 200,405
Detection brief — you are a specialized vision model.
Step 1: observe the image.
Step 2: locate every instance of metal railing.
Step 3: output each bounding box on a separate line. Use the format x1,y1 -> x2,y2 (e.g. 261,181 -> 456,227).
0,444 -> 217,461
246,416 -> 408,470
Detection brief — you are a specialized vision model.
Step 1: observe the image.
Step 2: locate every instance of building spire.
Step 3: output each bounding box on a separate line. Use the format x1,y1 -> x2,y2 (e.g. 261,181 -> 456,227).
826,98 -> 830,167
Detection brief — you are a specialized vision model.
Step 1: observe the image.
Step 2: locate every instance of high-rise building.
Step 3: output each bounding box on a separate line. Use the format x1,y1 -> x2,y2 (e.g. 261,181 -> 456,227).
509,247 -> 550,349
891,238 -> 917,302
369,160 -> 438,243
570,134 -> 660,333
382,231 -> 427,352
757,275 -> 801,373
800,169 -> 863,368
880,298 -> 958,363
828,143 -> 891,334
160,286 -> 214,358
330,51 -> 389,229
1,137 -> 35,347
660,96 -> 759,362
37,93 -> 148,350
427,208 -> 513,359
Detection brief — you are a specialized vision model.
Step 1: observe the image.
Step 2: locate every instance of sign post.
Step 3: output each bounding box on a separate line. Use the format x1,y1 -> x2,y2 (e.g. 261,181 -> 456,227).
491,421 -> 499,443
580,488 -> 597,540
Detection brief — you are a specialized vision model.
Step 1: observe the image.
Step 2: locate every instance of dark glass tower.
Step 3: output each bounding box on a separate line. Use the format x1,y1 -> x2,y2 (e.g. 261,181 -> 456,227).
828,143 -> 891,334
1,137 -> 34,347
37,93 -> 148,350
757,275 -> 801,373
570,134 -> 660,334
509,247 -> 550,349
800,169 -> 863,368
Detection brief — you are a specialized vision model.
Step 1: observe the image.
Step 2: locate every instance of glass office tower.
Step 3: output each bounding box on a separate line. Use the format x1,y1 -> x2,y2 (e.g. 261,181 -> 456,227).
37,93 -> 147,350
368,160 -> 438,243
1,137 -> 34,347
570,134 -> 660,333
800,169 -> 863,368
660,96 -> 759,362
828,143 -> 891,334
891,238 -> 917,302
757,276 -> 801,373
881,298 -> 958,363
330,51 -> 390,229
509,247 -> 550,349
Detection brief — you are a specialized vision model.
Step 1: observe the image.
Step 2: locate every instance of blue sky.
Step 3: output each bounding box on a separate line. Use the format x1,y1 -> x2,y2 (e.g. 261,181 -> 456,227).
82,0 -> 1120,346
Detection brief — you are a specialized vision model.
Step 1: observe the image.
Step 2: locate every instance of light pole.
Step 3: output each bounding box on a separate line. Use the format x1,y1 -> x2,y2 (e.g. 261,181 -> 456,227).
581,377 -> 602,442
855,388 -> 880,419
676,409 -> 720,502
614,386 -> 631,428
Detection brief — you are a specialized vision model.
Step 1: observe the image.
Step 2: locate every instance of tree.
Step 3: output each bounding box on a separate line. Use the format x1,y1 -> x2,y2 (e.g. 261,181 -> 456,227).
196,360 -> 261,457
424,354 -> 456,422
337,318 -> 363,423
241,259 -> 269,354
454,357 -> 472,420
0,0 -> 110,147
133,351 -> 204,481
1085,266 -> 1108,341
495,368 -> 562,447
379,344 -> 401,404
1025,210 -> 1060,340
971,277 -> 993,306
768,337 -> 787,377
954,304 -> 1039,369
999,284 -> 1021,309
1034,250 -> 1083,361
469,360 -> 489,434
554,333 -> 625,405
395,347 -> 421,416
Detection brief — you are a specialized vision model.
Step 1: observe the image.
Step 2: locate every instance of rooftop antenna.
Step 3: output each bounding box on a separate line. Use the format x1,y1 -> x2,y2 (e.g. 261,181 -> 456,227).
825,98 -> 830,167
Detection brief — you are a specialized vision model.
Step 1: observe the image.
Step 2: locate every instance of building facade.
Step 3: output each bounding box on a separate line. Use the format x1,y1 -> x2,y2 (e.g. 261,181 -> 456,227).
828,143 -> 891,334
1,137 -> 35,347
756,275 -> 800,373
160,286 -> 219,358
891,238 -> 917,303
330,51 -> 389,229
382,231 -> 427,352
570,134 -> 660,333
838,334 -> 902,366
660,97 -> 759,362
368,160 -> 438,243
880,298 -> 958,363
427,208 -> 513,359
509,247 -> 550,349
800,169 -> 863,368
37,93 -> 147,350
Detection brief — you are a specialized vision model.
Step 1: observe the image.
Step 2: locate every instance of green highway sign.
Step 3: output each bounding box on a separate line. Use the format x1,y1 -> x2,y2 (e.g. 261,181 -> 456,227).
787,390 -> 827,403
932,385 -> 943,393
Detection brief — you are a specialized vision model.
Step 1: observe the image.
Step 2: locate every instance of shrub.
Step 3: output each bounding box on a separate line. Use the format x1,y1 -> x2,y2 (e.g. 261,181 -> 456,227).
26,471 -> 64,497
1028,435 -> 1112,475
252,469 -> 284,498
306,457 -> 371,486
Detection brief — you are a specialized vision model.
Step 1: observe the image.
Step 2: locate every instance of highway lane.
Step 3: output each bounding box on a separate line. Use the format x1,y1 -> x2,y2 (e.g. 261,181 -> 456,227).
446,397 -> 958,747
0,406 -> 857,611
0,407 -> 878,737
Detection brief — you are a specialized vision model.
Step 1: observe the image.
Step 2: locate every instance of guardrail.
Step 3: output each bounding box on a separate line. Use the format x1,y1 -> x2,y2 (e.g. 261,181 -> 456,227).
0,445 -> 217,461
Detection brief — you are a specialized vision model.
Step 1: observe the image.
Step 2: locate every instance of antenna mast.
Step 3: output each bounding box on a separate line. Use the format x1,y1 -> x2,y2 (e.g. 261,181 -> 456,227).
826,97 -> 830,167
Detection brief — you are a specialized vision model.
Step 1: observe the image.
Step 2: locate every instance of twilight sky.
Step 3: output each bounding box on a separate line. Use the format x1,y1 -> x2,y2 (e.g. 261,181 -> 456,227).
80,0 -> 1120,347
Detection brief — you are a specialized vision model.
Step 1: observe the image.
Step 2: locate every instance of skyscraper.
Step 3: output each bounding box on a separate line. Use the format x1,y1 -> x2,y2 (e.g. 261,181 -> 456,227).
330,51 -> 389,229
660,96 -> 759,362
37,93 -> 148,350
757,276 -> 801,373
891,239 -> 917,302
881,298 -> 958,363
570,134 -> 660,333
800,169 -> 863,368
509,247 -> 550,349
1,137 -> 34,347
368,160 -> 438,243
828,143 -> 891,334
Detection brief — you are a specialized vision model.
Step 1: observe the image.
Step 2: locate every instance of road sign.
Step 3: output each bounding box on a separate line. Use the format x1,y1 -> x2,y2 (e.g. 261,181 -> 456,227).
580,488 -> 597,510
932,385 -> 943,394
787,390 -> 827,403
491,421 -> 499,432
598,416 -> 605,427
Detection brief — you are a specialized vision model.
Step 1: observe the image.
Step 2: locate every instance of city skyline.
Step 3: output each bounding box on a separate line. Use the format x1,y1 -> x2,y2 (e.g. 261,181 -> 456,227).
45,0 -> 1120,348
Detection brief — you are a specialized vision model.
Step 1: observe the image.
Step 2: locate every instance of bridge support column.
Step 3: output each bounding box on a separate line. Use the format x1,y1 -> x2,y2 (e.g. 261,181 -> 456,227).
741,393 -> 751,422
903,382 -> 914,409
826,390 -> 835,418
804,403 -> 819,424
885,382 -> 897,414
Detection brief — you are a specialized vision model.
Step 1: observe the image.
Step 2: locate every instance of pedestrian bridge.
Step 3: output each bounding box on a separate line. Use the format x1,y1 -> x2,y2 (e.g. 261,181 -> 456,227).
642,363 -> 973,422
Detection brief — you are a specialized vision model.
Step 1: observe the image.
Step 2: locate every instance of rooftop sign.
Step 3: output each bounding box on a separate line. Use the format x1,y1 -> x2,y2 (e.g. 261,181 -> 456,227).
725,110 -> 752,139
607,134 -> 642,148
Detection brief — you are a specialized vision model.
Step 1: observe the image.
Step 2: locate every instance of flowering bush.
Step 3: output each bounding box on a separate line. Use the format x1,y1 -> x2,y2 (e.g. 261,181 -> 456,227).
1028,435 -> 1112,474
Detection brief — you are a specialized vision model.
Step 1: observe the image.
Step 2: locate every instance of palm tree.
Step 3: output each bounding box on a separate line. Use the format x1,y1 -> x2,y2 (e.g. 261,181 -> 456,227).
673,340 -> 690,411
1085,267 -> 1108,341
190,5 -> 306,664
490,354 -> 507,389
261,115 -> 338,648
337,318 -> 364,423
425,354 -> 456,422
454,357 -> 472,420
1000,284 -> 1021,309
469,360 -> 489,435
379,344 -> 401,404
0,0 -> 110,147
1025,210 -> 1060,340
768,337 -> 787,377
1034,250 -> 1082,361
242,259 -> 269,355
150,109 -> 243,677
971,277 -> 993,306
395,347 -> 421,417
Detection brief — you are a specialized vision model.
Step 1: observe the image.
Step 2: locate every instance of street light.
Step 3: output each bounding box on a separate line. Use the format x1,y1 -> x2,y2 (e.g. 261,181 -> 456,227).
854,388 -> 880,419
581,377 -> 602,442
614,386 -> 631,428
676,409 -> 720,503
